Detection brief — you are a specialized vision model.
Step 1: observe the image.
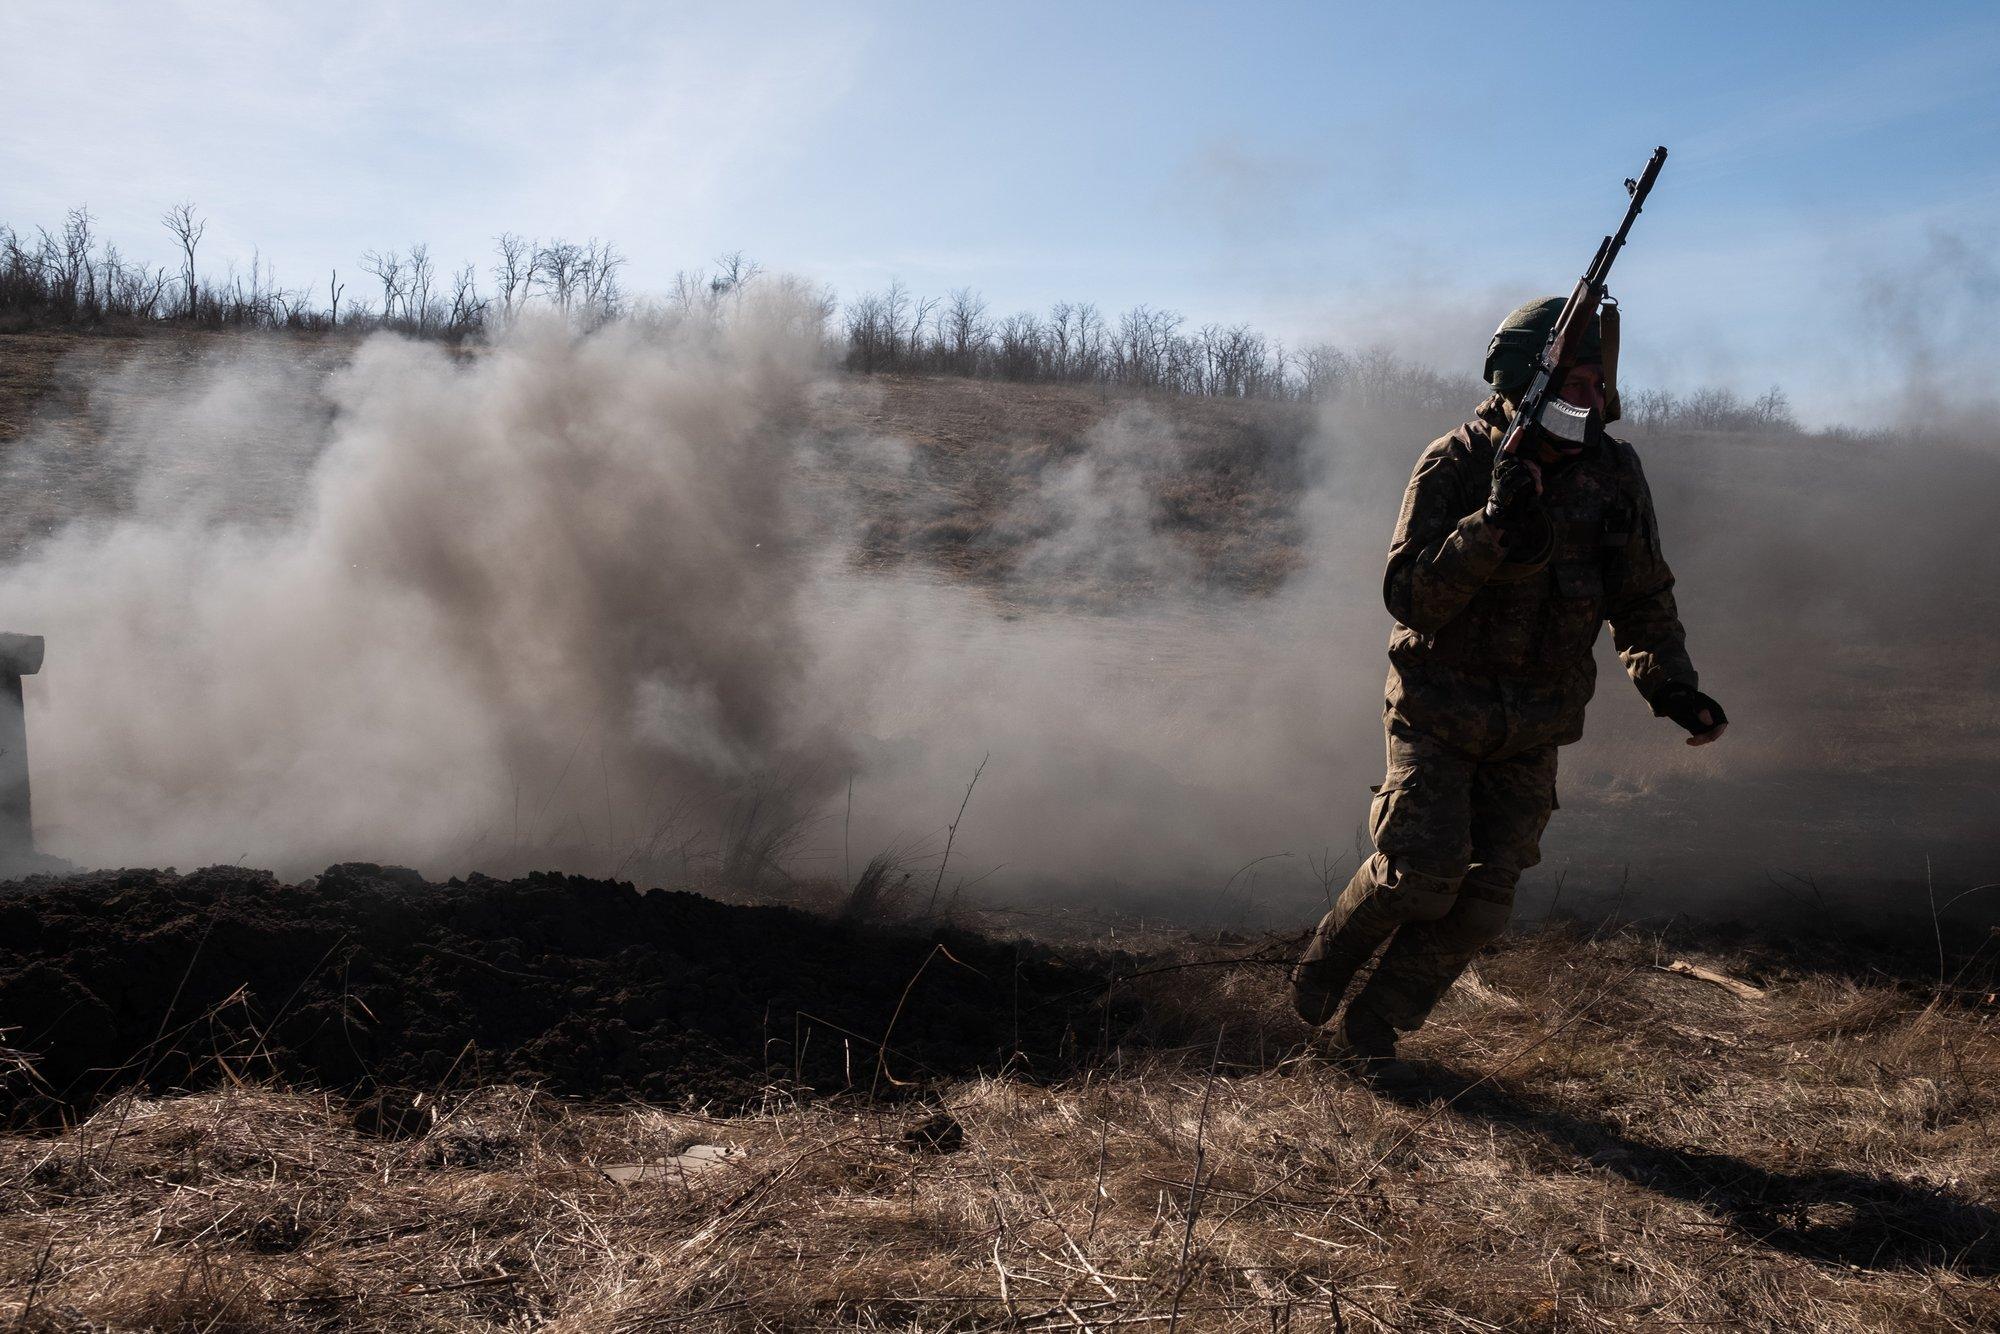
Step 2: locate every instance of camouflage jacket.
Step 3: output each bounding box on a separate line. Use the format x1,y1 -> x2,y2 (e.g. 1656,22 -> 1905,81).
1381,396 -> 1697,756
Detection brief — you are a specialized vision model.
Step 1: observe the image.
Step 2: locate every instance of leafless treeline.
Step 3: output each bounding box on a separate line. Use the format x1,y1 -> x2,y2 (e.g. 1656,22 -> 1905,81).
1,206 -> 623,338
842,279 -> 1479,410
840,281 -> 1796,426
2,205 -> 1799,429
1623,384 -> 1797,432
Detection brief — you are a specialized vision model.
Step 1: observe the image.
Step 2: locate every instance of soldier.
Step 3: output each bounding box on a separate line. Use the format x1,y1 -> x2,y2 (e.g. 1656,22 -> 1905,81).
1291,297 -> 1726,1077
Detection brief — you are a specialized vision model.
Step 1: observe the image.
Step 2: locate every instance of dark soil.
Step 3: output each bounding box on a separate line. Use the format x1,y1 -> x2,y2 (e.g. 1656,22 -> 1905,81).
0,864 -> 1132,1122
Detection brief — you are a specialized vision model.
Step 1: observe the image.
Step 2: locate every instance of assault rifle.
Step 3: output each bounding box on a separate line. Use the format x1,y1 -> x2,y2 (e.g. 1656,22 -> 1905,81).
1499,145 -> 1667,455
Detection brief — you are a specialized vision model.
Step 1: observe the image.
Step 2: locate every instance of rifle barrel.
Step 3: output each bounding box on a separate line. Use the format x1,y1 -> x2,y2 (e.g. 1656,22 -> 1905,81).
1501,146 -> 1668,457
1597,146 -> 1667,283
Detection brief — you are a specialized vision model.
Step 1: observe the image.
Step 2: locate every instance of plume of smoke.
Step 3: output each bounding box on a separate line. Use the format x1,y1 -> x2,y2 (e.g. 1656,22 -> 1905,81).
1,302 -> 849,877
816,381 -> 2000,924
810,395 -> 1403,913
1855,228 -> 2000,436
1011,405 -> 1198,592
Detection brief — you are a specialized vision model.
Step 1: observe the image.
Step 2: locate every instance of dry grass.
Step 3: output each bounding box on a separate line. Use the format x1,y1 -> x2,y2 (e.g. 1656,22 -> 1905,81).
807,372 -> 1312,599
0,333 -> 1313,601
3,925 -> 1994,1331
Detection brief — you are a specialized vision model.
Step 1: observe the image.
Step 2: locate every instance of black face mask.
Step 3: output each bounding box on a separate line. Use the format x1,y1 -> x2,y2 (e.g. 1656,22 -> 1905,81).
1535,397 -> 1604,453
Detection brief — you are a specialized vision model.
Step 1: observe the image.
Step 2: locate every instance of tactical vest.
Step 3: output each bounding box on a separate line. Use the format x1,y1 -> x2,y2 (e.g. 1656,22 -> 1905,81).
1421,425 -> 1644,679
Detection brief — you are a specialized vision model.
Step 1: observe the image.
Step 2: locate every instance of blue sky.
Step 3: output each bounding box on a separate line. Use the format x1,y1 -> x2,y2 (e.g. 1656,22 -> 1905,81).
6,0 -> 1998,425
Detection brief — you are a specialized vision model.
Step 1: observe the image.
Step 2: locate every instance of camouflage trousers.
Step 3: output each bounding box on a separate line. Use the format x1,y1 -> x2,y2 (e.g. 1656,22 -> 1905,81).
1295,719 -> 1557,1035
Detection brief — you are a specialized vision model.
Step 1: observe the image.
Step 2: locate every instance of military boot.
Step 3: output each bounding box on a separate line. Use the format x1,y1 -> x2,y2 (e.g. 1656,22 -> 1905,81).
1337,1005 -> 1418,1087
1290,918 -> 1367,1027
1292,854 -> 1462,1028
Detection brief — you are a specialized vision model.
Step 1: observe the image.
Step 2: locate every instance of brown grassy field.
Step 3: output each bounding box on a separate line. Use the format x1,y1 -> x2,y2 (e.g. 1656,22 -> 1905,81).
4,916 -> 1995,1332
808,372 -> 1312,597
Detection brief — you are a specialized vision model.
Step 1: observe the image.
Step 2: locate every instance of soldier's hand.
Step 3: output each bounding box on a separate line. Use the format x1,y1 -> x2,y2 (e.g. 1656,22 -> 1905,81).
1651,684 -> 1728,746
1485,454 -> 1543,529
1685,717 -> 1727,746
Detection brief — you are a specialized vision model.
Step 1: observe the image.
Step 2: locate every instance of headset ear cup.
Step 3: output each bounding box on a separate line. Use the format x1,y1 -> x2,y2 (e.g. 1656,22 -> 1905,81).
1600,301 -> 1622,423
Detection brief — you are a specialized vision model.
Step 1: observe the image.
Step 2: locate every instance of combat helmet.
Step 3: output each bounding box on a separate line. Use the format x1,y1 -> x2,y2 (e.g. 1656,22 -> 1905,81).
1482,296 -> 1622,422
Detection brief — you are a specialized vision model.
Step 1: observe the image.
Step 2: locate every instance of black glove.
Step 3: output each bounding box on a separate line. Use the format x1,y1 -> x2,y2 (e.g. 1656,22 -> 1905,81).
1484,454 -> 1542,530
1651,682 -> 1727,736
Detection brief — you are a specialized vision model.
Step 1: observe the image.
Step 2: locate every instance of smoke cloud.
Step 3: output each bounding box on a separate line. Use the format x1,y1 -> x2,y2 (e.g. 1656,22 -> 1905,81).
2,307 -> 849,876
2,301 -> 1994,930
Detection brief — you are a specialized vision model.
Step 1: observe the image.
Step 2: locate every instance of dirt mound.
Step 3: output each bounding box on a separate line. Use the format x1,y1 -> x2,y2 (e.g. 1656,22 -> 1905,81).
0,864 -> 1128,1119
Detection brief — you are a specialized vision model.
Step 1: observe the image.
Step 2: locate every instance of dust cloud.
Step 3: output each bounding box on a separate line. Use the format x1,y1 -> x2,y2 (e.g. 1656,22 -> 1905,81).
1,305 -> 849,879
2,301 -> 1995,929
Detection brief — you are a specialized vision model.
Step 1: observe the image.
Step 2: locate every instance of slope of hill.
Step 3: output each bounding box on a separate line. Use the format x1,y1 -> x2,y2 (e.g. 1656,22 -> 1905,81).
0,328 -> 1316,598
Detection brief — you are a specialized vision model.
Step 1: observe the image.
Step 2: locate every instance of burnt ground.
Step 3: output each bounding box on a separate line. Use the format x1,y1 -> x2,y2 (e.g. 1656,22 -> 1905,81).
0,863 -> 1136,1122
2,883 -> 1995,1330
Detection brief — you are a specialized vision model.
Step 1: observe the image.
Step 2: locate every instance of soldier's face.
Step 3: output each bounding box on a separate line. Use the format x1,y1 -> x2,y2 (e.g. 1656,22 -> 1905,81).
1558,364 -> 1607,412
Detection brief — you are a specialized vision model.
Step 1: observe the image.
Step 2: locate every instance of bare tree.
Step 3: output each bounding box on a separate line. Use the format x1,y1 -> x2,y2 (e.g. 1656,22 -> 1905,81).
907,295 -> 939,369
995,311 -> 1041,380
1752,385 -> 1797,430
1297,343 -> 1349,402
942,287 -> 990,374
237,247 -> 274,325
1046,301 -> 1076,378
879,280 -> 908,363
581,239 -> 627,324
710,251 -> 762,298
492,232 -> 533,315
1626,387 -> 1675,426
446,263 -> 485,333
55,207 -> 94,313
329,269 -> 345,326
161,202 -> 206,318
1070,302 -> 1105,382
535,240 -> 587,312
1681,386 -> 1744,430
406,243 -> 435,333
1116,305 -> 1182,388
845,293 -> 884,369
359,248 -> 404,325
1199,323 -> 1268,397
666,267 -> 714,317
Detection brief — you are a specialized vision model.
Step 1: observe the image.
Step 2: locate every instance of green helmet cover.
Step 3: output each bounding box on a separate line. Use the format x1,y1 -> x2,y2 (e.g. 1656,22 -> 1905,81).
1484,296 -> 1602,400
